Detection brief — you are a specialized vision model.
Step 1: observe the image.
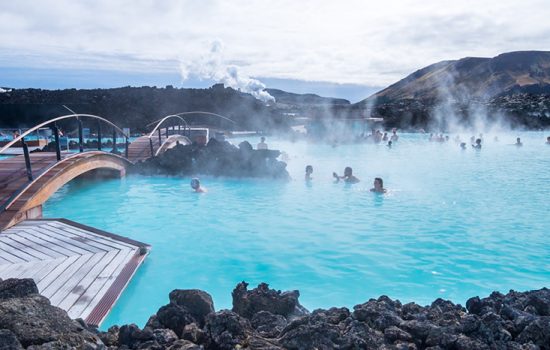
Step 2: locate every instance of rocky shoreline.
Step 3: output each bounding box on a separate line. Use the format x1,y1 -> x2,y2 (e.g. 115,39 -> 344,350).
0,279 -> 549,349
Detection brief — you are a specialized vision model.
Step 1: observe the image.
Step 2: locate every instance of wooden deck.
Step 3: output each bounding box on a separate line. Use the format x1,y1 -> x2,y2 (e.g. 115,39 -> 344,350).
0,219 -> 149,326
127,133 -> 191,163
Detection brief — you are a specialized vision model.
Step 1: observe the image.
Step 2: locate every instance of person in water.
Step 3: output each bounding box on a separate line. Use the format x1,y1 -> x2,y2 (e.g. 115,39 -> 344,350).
387,140 -> 392,148
370,177 -> 387,194
547,136 -> 550,144
333,167 -> 360,184
190,178 -> 207,193
305,165 -> 313,181
257,136 -> 268,150
472,138 -> 482,149
515,137 -> 523,147
460,142 -> 467,150
390,129 -> 399,142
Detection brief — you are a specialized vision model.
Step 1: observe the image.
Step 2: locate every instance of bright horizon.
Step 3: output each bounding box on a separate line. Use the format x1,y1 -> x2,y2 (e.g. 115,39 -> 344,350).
1,1 -> 550,101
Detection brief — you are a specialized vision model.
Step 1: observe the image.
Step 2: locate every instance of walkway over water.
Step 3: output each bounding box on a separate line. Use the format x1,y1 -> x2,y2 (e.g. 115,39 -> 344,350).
0,151 -> 130,230
0,219 -> 149,326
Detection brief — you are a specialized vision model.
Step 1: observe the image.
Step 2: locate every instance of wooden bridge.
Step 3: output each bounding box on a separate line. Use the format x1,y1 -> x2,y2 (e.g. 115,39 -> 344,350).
0,111 -> 236,324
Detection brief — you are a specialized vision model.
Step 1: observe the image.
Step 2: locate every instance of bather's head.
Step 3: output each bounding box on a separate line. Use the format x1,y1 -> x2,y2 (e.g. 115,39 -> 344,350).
344,167 -> 353,177
190,178 -> 201,190
374,177 -> 384,189
305,165 -> 313,174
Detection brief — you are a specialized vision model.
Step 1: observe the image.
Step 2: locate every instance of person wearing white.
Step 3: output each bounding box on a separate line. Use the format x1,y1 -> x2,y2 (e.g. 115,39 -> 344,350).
257,136 -> 268,150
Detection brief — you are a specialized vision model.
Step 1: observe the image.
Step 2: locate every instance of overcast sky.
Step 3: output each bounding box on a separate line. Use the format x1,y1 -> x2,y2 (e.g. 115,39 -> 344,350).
1,0 -> 549,99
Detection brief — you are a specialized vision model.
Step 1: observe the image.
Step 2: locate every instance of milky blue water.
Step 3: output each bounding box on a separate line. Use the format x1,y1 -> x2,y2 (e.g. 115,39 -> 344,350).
43,133 -> 550,329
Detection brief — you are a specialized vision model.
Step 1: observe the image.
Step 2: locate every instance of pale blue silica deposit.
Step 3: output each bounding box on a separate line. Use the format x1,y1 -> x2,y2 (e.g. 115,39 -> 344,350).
43,133 -> 550,329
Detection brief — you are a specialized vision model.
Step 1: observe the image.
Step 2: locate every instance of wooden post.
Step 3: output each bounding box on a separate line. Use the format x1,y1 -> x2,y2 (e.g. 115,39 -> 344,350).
78,119 -> 84,153
158,128 -> 162,145
112,130 -> 117,153
97,121 -> 102,151
22,137 -> 33,181
125,138 -> 129,158
149,138 -> 154,157
53,125 -> 61,161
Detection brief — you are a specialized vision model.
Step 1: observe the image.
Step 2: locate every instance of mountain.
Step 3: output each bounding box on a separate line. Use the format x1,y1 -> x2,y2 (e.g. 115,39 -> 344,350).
365,51 -> 550,103
356,51 -> 550,130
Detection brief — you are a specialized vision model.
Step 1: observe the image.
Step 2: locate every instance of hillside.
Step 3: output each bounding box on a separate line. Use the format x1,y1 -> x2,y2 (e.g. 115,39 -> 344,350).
266,88 -> 350,106
0,84 -> 287,132
365,51 -> 550,103
355,51 -> 550,130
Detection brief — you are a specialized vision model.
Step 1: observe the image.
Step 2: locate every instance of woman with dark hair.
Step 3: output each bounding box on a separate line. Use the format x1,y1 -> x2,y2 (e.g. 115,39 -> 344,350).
370,177 -> 387,194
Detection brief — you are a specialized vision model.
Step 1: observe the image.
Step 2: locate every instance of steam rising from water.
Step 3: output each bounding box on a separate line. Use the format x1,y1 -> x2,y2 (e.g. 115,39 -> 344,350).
431,69 -> 513,134
179,41 -> 275,103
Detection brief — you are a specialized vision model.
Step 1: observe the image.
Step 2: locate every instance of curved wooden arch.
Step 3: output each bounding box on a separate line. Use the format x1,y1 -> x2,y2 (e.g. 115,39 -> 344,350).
146,111 -> 237,130
0,151 -> 131,230
154,135 -> 191,156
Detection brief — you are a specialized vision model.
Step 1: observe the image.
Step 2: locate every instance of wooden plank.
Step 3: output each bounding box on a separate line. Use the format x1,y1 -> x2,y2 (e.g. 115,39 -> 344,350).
50,222 -> 138,251
57,248 -> 123,311
0,239 -> 37,262
68,248 -> 135,317
30,224 -> 104,254
0,235 -> 54,261
12,226 -> 93,256
5,232 -> 65,259
77,250 -> 139,320
39,254 -> 95,297
49,251 -> 107,306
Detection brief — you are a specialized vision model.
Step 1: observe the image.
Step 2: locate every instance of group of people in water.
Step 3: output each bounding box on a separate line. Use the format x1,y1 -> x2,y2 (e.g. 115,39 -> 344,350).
304,165 -> 386,193
190,133 -> 550,193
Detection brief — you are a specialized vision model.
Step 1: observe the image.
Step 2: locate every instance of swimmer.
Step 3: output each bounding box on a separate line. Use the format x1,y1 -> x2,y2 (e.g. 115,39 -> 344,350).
390,129 -> 399,142
190,178 -> 207,193
472,138 -> 482,149
305,165 -> 313,181
333,166 -> 360,184
382,132 -> 388,141
547,136 -> 550,144
370,177 -> 387,194
460,142 -> 466,150
387,140 -> 392,148
515,137 -> 523,147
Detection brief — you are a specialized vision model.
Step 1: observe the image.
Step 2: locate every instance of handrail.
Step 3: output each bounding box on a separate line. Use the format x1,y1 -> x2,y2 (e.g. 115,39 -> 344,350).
146,111 -> 237,129
0,114 -> 129,155
147,115 -> 189,139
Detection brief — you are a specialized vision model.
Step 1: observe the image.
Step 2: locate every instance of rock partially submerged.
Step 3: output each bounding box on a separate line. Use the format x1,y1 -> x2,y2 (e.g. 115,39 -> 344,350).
1,277 -> 549,349
132,138 -> 290,179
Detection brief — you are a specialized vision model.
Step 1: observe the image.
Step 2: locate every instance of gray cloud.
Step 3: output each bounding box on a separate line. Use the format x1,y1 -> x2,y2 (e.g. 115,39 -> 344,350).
0,0 -> 549,87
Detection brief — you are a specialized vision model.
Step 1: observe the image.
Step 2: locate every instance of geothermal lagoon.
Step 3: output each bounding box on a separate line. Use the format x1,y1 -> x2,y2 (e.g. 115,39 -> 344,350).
43,132 -> 550,328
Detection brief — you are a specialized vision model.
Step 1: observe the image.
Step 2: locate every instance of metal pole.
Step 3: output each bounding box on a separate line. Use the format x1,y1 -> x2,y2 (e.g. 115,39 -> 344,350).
158,128 -> 162,145
22,138 -> 33,181
149,138 -> 154,157
53,125 -> 61,161
97,121 -> 102,151
125,138 -> 129,158
112,130 -> 117,153
178,124 -> 181,134
78,119 -> 84,153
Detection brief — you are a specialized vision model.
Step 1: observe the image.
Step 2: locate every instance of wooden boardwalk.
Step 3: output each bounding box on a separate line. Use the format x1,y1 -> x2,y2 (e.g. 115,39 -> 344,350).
0,219 -> 149,326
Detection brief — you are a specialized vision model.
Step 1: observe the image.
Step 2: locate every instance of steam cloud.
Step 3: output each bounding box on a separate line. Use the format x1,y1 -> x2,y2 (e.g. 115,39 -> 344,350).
179,41 -> 275,104
0,88 -> 11,93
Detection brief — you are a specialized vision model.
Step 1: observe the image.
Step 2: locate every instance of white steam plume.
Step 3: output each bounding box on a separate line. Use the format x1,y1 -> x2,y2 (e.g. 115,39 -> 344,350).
179,41 -> 275,104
